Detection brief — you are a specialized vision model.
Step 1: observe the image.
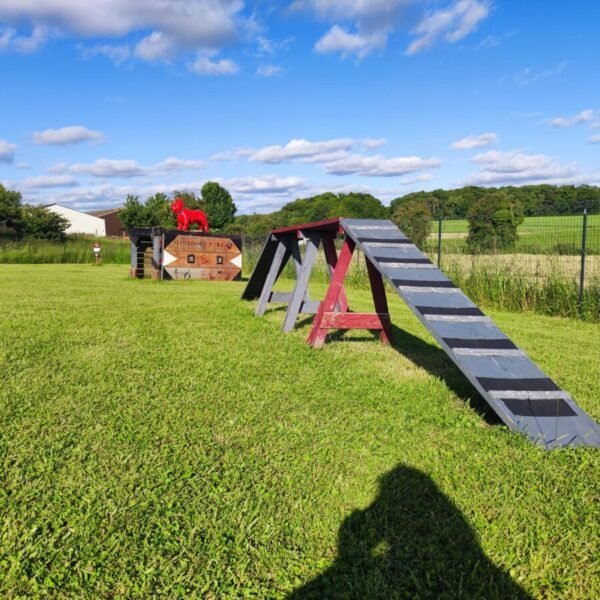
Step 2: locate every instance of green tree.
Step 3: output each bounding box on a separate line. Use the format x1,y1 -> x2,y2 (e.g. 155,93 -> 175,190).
392,200 -> 432,248
119,195 -> 146,228
20,206 -> 70,241
337,193 -> 388,219
201,182 -> 236,230
467,192 -> 524,252
0,184 -> 23,227
144,193 -> 176,228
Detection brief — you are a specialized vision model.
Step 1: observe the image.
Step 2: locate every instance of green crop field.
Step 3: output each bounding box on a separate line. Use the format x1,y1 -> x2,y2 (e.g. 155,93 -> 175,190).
1,265 -> 599,598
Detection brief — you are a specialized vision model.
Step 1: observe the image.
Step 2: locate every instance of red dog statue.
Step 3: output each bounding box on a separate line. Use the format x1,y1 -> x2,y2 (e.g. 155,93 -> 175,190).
170,197 -> 209,232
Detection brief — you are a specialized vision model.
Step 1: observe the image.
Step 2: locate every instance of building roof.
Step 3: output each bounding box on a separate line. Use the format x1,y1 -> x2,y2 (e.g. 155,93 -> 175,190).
44,203 -> 105,219
87,208 -> 122,217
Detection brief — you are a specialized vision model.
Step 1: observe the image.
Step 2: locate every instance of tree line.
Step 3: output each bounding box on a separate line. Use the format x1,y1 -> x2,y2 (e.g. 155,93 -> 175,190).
2,182 -> 598,253
0,184 -> 70,240
390,184 -> 600,219
223,185 -> 599,252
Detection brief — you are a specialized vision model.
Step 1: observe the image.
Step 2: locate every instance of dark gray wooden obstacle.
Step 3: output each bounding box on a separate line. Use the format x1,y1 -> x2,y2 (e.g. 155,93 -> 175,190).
242,217 -> 600,449
241,219 -> 353,333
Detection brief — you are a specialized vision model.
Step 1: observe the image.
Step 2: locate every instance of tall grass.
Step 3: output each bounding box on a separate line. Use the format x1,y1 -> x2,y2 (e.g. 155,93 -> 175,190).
244,241 -> 600,321
0,236 -> 130,264
444,264 -> 600,321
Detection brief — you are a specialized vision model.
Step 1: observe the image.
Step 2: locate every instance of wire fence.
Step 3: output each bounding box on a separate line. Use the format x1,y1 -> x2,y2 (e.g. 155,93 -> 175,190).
241,208 -> 600,321
422,209 -> 600,292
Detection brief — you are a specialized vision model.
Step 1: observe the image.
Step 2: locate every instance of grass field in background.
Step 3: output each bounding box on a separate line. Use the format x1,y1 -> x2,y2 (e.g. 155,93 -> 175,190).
1,265 -> 599,598
427,214 -> 600,254
0,235 -> 130,264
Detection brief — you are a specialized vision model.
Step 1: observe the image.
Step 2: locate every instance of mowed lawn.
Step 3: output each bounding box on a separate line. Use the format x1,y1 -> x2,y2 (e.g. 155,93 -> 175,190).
1,265 -> 599,598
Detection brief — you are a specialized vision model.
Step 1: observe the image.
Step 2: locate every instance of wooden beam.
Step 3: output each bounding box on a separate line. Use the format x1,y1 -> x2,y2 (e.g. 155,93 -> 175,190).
282,233 -> 321,333
307,237 -> 355,348
255,236 -> 291,317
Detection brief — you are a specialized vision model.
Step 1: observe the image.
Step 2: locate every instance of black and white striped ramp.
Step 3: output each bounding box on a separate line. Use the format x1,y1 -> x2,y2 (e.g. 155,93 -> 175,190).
341,218 -> 600,449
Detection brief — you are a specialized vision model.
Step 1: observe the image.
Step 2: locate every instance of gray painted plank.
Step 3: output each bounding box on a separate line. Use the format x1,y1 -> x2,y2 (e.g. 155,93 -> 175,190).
340,217 -> 600,449
255,238 -> 290,317
282,234 -> 321,333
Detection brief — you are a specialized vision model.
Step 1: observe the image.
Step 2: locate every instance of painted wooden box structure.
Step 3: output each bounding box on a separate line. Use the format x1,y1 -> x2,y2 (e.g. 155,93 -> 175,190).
242,217 -> 600,449
129,228 -> 242,281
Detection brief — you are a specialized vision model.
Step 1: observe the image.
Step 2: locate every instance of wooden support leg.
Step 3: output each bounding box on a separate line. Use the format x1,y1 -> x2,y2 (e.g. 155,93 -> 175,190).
308,237 -> 355,348
151,232 -> 162,280
367,259 -> 393,345
282,233 -> 321,333
255,236 -> 290,317
289,234 -> 313,304
130,239 -> 138,278
322,234 -> 349,313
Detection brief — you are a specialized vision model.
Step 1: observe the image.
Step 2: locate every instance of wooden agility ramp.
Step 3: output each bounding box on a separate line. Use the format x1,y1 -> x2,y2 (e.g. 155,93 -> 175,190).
242,218 -> 600,449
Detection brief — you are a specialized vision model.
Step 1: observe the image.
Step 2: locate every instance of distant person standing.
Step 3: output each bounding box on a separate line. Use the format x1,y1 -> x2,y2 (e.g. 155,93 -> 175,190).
93,241 -> 102,265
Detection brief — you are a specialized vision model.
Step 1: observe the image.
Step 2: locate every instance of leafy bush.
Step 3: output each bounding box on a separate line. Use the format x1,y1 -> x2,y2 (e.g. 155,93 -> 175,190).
0,184 -> 22,227
18,206 -> 70,241
467,193 -> 524,252
202,181 -> 237,230
392,200 -> 432,248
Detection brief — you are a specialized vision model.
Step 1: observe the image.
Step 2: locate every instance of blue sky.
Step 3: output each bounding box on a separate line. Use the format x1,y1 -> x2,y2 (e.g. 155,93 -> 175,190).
0,1 -> 599,213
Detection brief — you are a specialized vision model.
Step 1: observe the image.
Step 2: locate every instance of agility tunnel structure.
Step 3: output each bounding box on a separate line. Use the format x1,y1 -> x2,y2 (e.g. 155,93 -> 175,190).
242,218 -> 600,449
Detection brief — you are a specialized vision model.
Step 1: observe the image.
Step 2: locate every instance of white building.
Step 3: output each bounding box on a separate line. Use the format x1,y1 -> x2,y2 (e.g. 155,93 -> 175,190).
46,204 -> 106,236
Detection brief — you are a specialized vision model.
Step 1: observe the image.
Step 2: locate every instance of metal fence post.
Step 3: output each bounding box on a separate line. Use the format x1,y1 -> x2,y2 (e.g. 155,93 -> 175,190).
437,211 -> 443,267
578,207 -> 588,312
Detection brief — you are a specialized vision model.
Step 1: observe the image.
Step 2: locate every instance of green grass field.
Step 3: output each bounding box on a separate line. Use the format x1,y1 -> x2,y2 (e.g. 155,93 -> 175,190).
1,265 -> 599,598
427,214 -> 600,254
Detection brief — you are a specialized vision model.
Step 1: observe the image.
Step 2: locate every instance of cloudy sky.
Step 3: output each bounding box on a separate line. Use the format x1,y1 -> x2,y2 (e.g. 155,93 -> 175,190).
0,1 -> 599,213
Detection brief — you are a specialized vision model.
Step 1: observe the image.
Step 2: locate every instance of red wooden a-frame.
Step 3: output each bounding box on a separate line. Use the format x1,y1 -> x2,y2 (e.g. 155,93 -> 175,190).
242,218 -> 393,348
307,235 -> 393,348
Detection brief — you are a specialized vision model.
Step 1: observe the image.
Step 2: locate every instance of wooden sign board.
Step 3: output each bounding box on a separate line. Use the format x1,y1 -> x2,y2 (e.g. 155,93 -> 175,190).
162,232 -> 242,281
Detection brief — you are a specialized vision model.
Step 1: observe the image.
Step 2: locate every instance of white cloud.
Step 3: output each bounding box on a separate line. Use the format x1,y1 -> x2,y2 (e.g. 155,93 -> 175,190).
18,175 -> 307,215
152,157 -> 206,174
361,138 -> 386,149
324,154 -> 441,177
406,0 -> 490,56
22,175 -> 79,189
214,136 -> 439,178
188,53 -> 239,75
16,161 -> 30,169
248,138 -> 356,163
545,109 -> 595,128
224,175 -> 306,195
515,61 -> 567,86
0,25 -> 48,53
211,148 -> 255,161
0,1 -> 244,56
134,32 -> 175,61
257,64 -> 284,77
451,132 -> 497,150
0,139 -> 17,163
315,25 -> 386,59
465,149 -> 578,185
294,0 -> 411,59
50,159 -> 146,178
589,134 -> 600,144
33,126 -> 105,146
79,43 -> 131,65
48,156 -> 205,179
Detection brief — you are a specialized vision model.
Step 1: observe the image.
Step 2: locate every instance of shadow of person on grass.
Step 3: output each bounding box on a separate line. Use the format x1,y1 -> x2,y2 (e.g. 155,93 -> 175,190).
288,465 -> 531,600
